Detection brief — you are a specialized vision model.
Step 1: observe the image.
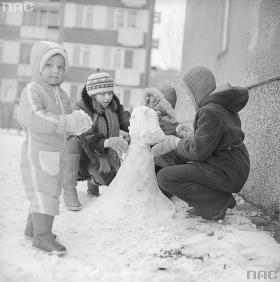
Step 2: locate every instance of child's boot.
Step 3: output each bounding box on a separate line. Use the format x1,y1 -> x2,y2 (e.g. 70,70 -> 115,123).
62,154 -> 82,211
24,213 -> 57,240
32,213 -> 66,256
87,179 -> 100,197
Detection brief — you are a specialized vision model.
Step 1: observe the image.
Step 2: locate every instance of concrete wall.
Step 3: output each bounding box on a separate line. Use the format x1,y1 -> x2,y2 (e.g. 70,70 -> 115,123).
241,79 -> 280,218
246,0 -> 280,84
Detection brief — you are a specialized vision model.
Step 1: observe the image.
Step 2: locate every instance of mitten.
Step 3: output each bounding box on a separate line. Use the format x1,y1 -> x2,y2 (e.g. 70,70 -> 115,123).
107,136 -> 128,154
98,156 -> 111,174
151,135 -> 180,157
176,123 -> 193,138
65,110 -> 92,135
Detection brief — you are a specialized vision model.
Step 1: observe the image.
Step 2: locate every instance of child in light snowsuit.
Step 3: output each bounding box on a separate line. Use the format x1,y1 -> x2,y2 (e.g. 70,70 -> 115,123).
18,41 -> 92,255
75,72 -> 130,196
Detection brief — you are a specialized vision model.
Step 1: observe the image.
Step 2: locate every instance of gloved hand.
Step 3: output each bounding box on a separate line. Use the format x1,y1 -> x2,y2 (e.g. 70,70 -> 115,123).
176,123 -> 193,138
119,130 -> 131,144
107,136 -> 128,154
151,135 -> 180,157
65,110 -> 92,135
98,156 -> 111,174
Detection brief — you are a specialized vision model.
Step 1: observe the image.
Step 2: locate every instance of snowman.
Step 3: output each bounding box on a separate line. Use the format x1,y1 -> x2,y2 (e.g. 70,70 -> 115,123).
91,106 -> 175,224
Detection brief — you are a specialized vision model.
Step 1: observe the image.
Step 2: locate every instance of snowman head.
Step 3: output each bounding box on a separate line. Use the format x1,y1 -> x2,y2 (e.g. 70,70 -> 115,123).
129,106 -> 166,145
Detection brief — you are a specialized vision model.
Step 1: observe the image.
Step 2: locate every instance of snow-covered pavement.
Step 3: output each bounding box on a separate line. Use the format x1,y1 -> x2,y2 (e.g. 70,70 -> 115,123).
0,130 -> 279,282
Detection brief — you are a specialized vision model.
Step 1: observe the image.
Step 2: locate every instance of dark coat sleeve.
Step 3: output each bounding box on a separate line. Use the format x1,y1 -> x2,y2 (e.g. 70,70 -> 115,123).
114,96 -> 130,132
176,108 -> 224,161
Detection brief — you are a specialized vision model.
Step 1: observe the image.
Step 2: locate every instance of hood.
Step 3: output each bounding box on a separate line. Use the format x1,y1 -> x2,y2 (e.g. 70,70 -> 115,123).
199,86 -> 249,112
77,86 -> 119,115
29,40 -> 68,87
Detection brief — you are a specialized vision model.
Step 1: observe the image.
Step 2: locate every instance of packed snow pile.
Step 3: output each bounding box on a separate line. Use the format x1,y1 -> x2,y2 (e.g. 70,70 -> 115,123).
0,128 -> 280,282
91,106 -> 175,224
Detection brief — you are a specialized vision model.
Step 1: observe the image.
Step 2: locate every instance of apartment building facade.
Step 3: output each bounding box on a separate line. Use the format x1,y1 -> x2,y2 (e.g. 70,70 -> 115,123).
0,0 -> 155,115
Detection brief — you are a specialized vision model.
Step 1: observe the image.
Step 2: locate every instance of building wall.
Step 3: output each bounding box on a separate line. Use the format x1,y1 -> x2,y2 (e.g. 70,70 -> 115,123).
181,0 -> 280,87
181,0 -> 251,86
0,0 -> 155,126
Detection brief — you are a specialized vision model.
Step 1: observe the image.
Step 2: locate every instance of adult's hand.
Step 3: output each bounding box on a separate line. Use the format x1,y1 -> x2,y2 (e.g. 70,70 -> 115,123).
151,135 -> 180,157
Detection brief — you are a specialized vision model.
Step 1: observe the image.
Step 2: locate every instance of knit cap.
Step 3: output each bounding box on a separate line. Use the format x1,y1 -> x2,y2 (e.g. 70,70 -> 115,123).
159,85 -> 177,109
86,72 -> 114,96
182,66 -> 216,106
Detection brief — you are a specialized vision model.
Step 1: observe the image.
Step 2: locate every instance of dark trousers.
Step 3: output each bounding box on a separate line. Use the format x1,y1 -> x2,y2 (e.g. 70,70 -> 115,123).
156,163 -> 234,219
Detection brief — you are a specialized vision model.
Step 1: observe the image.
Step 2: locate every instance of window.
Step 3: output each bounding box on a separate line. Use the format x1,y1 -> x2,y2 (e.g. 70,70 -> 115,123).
48,11 -> 59,27
127,10 -> 137,28
103,47 -> 112,68
113,48 -> 122,68
85,6 -> 94,27
106,7 -> 114,29
82,46 -> 91,67
23,9 -> 60,27
76,5 -> 83,27
116,9 -> 125,28
19,43 -> 32,64
39,10 -> 48,26
23,9 -> 37,25
124,49 -> 133,68
71,44 -> 93,67
73,45 -> 81,66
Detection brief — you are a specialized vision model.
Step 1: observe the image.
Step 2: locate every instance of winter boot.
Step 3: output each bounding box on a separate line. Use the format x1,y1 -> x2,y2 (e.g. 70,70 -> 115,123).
32,213 -> 66,256
62,154 -> 82,211
24,213 -> 57,240
210,196 -> 236,221
87,179 -> 100,197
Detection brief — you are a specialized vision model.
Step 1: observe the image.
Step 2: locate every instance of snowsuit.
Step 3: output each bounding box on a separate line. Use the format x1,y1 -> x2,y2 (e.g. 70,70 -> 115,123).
157,86 -> 250,219
18,41 -> 79,216
75,89 -> 130,186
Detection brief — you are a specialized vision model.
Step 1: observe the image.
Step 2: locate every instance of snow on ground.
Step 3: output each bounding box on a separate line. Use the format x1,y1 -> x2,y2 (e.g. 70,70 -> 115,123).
0,130 -> 279,282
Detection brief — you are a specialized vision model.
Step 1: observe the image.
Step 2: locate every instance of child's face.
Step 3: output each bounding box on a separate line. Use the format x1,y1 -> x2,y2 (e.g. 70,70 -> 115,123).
41,54 -> 65,86
94,92 -> 113,108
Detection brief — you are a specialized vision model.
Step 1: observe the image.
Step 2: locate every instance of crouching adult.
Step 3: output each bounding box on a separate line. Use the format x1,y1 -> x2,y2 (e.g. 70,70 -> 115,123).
152,66 -> 250,220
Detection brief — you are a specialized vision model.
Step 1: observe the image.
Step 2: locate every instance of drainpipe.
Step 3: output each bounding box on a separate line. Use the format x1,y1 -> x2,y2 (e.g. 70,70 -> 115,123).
144,0 -> 155,88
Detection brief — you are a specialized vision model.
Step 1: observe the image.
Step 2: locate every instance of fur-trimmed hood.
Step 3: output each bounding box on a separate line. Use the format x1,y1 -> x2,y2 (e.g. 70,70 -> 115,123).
200,86 -> 249,113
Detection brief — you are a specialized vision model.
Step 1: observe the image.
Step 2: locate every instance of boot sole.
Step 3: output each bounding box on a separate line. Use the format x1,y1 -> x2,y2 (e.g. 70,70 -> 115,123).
32,246 -> 67,256
66,206 -> 82,211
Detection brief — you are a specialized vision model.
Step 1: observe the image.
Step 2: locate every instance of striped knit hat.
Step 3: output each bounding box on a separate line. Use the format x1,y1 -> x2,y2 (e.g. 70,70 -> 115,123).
86,72 -> 114,96
182,66 -> 216,106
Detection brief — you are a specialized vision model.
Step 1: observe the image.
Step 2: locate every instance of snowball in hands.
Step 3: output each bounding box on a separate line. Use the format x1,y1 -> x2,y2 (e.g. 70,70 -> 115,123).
65,110 -> 92,135
151,135 -> 180,157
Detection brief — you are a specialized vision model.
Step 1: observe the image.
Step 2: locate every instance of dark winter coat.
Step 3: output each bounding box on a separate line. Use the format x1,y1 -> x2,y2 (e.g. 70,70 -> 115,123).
75,89 -> 130,183
174,86 -> 250,193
